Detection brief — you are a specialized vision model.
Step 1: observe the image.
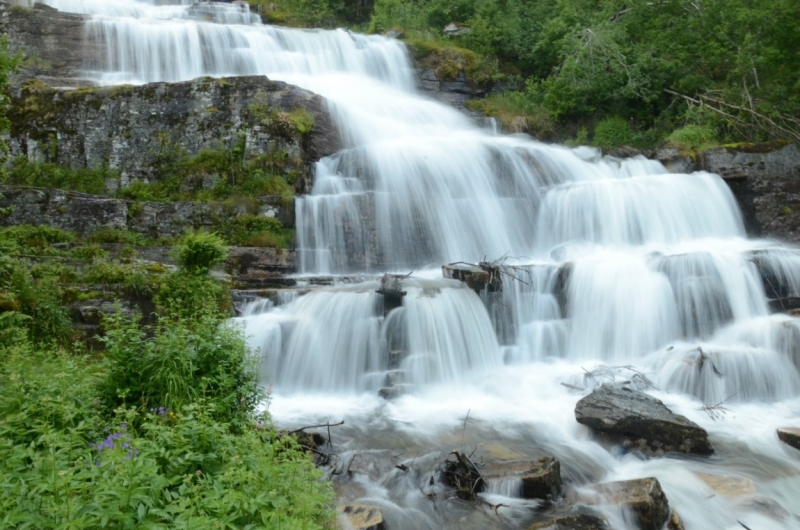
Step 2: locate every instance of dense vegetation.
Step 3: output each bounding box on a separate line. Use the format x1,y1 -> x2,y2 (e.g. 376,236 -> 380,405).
0,229 -> 334,529
263,0 -> 800,148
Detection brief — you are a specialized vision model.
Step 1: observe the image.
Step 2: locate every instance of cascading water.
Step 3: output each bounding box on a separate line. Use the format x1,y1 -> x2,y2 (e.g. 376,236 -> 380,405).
37,0 -> 800,527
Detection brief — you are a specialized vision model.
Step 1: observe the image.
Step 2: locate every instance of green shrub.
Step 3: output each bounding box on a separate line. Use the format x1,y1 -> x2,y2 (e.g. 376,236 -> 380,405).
665,124 -> 719,152
217,214 -> 293,249
466,90 -> 554,138
116,179 -> 157,201
288,108 -> 315,135
175,232 -> 228,274
81,261 -> 152,293
155,271 -> 231,320
565,127 -> 590,147
5,157 -> 115,195
0,224 -> 75,250
0,255 -> 72,345
71,244 -> 109,260
86,228 -> 145,246
101,309 -> 258,427
593,116 -> 634,148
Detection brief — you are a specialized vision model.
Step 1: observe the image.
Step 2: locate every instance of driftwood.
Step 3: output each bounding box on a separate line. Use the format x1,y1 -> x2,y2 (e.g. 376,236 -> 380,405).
441,450 -> 486,500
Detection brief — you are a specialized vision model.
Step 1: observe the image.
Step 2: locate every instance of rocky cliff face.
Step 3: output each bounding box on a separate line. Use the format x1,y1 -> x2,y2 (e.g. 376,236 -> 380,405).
8,76 -> 341,194
698,143 -> 800,242
0,1 -> 97,86
0,185 -> 293,239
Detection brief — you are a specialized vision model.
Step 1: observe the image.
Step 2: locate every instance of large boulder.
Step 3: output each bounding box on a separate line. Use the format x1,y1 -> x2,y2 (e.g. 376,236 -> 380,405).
574,477 -> 670,530
575,384 -> 713,455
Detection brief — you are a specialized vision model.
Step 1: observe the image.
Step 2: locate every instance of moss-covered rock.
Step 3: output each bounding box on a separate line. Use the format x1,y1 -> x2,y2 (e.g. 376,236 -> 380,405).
8,76 -> 342,196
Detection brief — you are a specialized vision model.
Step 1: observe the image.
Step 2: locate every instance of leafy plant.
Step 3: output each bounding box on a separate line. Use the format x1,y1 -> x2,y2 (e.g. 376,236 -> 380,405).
175,231 -> 228,274
215,214 -> 293,249
593,116 -> 634,148
666,124 -> 719,153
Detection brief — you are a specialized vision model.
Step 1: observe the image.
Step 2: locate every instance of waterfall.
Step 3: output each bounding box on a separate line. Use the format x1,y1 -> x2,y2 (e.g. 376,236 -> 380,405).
38,1 -> 800,527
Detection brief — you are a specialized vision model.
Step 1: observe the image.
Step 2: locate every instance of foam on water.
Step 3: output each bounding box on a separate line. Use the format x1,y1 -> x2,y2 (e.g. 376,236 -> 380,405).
37,0 -> 800,526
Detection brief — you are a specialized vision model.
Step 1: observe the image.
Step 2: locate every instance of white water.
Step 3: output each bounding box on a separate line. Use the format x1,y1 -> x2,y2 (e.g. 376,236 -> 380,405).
38,0 -> 800,527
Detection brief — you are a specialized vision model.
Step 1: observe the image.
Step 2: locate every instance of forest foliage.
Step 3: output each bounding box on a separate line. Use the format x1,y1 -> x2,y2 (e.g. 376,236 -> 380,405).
267,0 -> 800,146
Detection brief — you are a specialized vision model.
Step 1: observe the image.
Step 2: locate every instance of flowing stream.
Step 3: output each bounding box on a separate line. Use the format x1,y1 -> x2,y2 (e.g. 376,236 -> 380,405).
28,0 -> 800,527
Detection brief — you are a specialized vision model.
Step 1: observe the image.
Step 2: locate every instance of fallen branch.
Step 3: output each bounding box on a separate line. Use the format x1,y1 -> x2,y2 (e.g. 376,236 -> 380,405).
477,496 -> 510,517
665,88 -> 800,142
700,393 -> 737,421
289,420 -> 345,435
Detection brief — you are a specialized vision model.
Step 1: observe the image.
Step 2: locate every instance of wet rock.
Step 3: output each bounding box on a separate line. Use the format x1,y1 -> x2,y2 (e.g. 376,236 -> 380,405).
777,427 -> 800,450
387,349 -> 408,370
574,384 -> 714,455
337,503 -> 386,530
383,370 -> 406,387
378,384 -> 413,400
667,511 -> 685,530
443,263 -> 502,294
226,246 -> 297,288
604,146 -> 643,159
734,495 -> 791,521
416,68 -> 486,111
528,512 -> 608,530
482,457 -> 561,500
576,477 -> 670,530
346,451 -> 398,481
553,263 -> 572,315
695,472 -> 756,496
376,274 -> 407,316
654,146 -> 695,174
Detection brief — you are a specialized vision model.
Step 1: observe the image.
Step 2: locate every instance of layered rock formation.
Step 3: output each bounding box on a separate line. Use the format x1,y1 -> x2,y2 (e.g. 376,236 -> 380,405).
8,76 -> 341,194
0,186 -> 292,239
0,1 -> 96,86
698,142 -> 800,242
